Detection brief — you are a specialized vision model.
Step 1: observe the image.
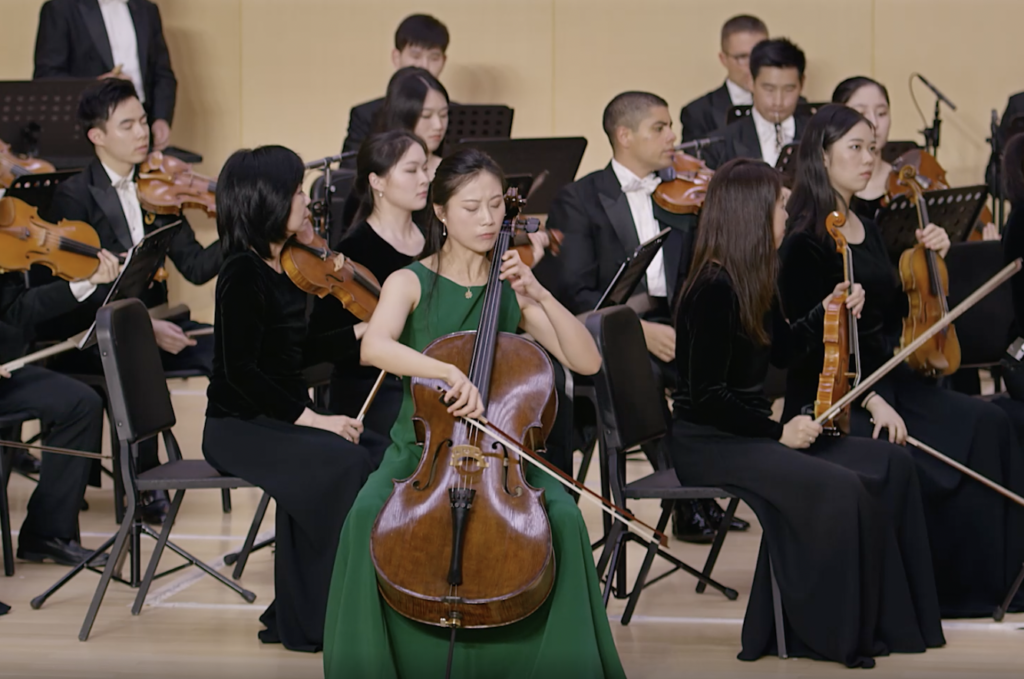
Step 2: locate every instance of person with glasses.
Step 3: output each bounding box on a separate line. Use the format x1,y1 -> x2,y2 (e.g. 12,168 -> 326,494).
679,15 -> 767,143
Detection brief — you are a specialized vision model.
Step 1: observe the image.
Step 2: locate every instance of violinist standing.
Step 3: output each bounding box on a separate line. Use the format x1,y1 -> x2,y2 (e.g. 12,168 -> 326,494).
33,0 -> 177,150
39,79 -> 221,523
674,158 -> 942,667
203,145 -> 386,652
548,91 -> 747,540
323,149 -> 623,679
781,104 -> 1024,618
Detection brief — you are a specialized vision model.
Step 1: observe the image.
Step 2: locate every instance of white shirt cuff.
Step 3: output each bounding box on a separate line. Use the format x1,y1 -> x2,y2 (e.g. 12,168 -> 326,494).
68,280 -> 97,302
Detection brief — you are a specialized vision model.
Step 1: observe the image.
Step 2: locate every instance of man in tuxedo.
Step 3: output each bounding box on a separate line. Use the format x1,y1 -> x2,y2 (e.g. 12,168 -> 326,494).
547,91 -> 749,541
987,91 -> 1024,192
340,14 -> 450,160
704,38 -> 810,171
1,251 -> 119,567
33,0 -> 177,151
42,78 -> 220,523
679,14 -> 768,143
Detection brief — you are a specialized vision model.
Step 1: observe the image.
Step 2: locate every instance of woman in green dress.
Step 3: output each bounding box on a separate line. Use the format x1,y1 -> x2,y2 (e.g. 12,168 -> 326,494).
323,149 -> 626,679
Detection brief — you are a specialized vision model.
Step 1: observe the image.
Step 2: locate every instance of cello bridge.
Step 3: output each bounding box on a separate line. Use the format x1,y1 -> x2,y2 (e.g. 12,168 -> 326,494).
450,445 -> 489,468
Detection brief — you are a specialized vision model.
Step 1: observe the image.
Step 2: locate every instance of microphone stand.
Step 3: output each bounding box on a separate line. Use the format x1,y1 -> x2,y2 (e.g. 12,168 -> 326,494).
922,98 -> 943,158
989,110 -> 1005,228
304,151 -> 356,240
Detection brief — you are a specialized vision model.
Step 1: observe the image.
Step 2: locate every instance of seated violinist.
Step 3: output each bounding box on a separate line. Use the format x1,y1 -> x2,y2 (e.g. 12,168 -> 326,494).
322,148 -> 623,678
203,145 -> 386,652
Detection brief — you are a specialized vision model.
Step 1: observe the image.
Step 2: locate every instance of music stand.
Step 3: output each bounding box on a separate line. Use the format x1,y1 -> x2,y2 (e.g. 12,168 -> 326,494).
878,185 -> 989,261
4,170 -> 79,215
448,104 -> 514,141
726,102 -> 826,126
595,228 -> 671,310
0,79 -> 94,169
450,137 -> 587,215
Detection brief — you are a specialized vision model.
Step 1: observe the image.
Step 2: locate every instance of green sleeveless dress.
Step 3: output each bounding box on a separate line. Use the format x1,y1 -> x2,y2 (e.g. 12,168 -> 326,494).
323,262 -> 626,679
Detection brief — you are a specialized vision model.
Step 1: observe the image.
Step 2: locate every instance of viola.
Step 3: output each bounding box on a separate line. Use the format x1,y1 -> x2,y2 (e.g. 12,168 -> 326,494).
653,151 -> 714,214
814,211 -> 862,434
370,187 -> 555,631
0,138 -> 56,189
280,222 -> 381,322
0,196 -> 116,282
136,150 -> 217,217
510,223 -> 562,268
895,164 -> 961,376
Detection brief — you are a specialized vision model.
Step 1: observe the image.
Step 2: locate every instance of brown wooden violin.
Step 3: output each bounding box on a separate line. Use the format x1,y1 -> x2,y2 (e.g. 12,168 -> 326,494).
815,211 -> 862,434
895,164 -> 961,376
0,138 -> 56,189
653,151 -> 714,214
511,224 -> 563,268
136,150 -> 217,217
370,187 -> 556,631
280,221 -> 381,322
0,196 -> 117,281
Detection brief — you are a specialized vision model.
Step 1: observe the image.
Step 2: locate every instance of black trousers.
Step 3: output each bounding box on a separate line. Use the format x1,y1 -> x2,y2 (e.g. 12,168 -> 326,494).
0,366 -> 102,539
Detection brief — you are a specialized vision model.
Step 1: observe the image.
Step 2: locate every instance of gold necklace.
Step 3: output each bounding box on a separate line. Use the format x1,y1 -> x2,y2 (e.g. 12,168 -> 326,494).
465,286 -> 473,299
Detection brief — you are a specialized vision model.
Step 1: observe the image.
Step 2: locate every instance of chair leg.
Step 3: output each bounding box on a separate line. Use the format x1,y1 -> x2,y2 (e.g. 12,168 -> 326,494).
132,489 -> 184,615
221,489 -> 232,514
226,491 -> 272,579
994,561 -> 1024,622
621,533 -> 663,625
31,535 -> 115,610
601,526 -> 626,608
157,537 -> 256,603
0,449 -> 13,577
770,556 -> 787,659
79,509 -> 135,640
696,497 -> 738,594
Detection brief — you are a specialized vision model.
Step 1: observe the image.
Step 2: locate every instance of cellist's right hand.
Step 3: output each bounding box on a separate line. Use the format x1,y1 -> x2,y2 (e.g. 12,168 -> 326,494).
443,365 -> 484,419
780,415 -> 822,450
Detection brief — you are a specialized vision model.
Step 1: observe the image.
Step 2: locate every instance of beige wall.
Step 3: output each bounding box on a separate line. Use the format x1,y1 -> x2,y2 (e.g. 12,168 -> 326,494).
2,0 -> 1020,319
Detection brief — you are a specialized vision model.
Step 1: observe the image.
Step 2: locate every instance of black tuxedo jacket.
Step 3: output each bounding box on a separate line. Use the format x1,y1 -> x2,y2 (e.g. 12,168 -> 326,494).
341,98 -> 385,163
38,159 -> 221,337
680,83 -> 733,143
703,113 -> 811,170
0,273 -> 92,363
547,165 -> 697,315
34,0 -> 178,124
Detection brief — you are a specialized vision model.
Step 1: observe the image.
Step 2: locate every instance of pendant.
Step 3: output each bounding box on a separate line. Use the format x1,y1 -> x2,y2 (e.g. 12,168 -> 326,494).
465,289 -> 473,299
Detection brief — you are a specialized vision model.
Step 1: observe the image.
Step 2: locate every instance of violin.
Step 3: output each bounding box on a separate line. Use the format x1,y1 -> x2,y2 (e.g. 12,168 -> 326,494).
136,150 -> 217,217
0,196 -> 116,282
280,222 -> 381,322
653,151 -> 714,214
815,211 -> 862,434
0,138 -> 56,189
370,187 -> 555,631
895,164 -> 961,376
510,223 -> 563,268
885,148 -> 993,240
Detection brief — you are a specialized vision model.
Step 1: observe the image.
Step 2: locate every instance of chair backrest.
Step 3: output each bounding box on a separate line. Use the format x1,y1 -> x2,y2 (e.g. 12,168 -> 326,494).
585,306 -> 668,453
946,241 -> 1015,366
96,299 -> 176,446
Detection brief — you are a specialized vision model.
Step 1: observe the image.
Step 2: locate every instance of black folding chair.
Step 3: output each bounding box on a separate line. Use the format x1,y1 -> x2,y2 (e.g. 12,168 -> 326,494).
44,300 -> 256,640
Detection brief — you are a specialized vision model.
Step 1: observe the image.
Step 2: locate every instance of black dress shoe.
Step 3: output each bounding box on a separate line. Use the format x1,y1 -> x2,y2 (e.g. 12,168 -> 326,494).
11,450 -> 41,475
671,500 -> 717,544
702,499 -> 750,532
139,489 -> 170,525
17,536 -> 109,567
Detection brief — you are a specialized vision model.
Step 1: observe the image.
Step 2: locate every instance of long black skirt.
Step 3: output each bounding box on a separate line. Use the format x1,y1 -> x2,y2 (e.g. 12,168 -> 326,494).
203,415 -> 387,652
848,369 -> 1024,618
672,419 -> 945,668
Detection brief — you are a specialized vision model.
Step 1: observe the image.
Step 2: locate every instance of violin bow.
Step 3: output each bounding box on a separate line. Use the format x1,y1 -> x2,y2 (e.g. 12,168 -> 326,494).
357,369 -> 388,423
816,258 -> 1022,425
461,416 -> 668,547
0,438 -> 109,460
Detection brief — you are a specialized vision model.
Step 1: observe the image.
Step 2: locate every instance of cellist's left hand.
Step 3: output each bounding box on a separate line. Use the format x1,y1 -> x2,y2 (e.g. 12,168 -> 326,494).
916,223 -> 951,258
500,249 -> 551,303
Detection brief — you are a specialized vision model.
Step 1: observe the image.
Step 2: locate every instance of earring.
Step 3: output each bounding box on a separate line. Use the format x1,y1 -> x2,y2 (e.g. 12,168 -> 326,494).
442,219 -> 447,237
378,191 -> 383,198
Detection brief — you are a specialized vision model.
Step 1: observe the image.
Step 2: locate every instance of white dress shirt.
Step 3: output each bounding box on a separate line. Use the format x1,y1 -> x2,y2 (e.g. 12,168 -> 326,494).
725,79 -> 753,106
102,162 -> 146,246
99,0 -> 145,104
611,158 -> 667,298
751,107 -> 796,168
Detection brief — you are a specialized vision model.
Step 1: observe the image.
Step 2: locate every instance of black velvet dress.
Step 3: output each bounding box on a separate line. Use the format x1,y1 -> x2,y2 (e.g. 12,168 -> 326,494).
204,251 -> 387,652
780,221 -> 1024,618
672,265 -> 944,668
308,220 -> 420,435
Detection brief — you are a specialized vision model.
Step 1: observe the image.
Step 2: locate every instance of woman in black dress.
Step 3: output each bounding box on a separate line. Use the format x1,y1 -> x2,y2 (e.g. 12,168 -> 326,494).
674,157 -> 942,667
781,104 -> 1024,618
203,145 -> 386,652
310,130 -> 429,435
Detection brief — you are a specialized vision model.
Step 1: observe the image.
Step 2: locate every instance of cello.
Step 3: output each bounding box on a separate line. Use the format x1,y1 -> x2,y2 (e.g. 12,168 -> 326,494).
814,211 -> 862,434
894,164 -> 961,376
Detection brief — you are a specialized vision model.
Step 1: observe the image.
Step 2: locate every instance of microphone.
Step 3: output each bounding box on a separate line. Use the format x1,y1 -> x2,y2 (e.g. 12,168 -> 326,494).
675,136 -> 724,153
304,151 -> 356,169
915,73 -> 957,111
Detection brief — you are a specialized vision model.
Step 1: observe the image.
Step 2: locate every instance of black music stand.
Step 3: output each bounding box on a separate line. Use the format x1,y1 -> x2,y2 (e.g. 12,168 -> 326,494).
878,185 -> 989,262
4,170 -> 79,215
451,137 -> 587,215
595,228 -> 671,310
0,79 -> 93,169
448,104 -> 514,141
726,102 -> 826,126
